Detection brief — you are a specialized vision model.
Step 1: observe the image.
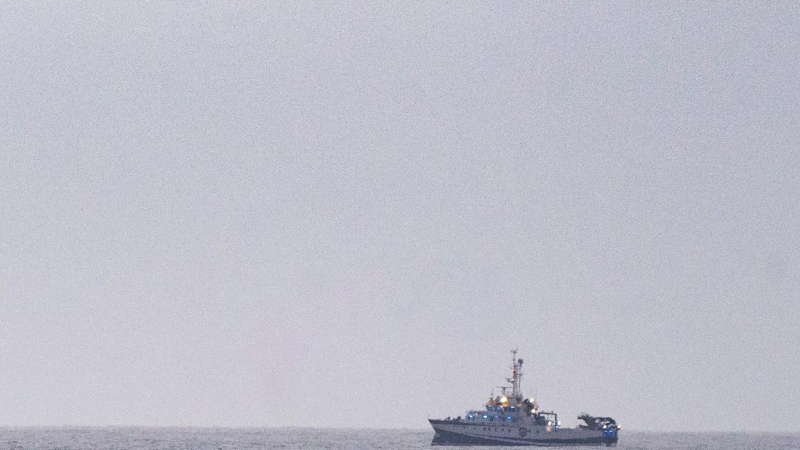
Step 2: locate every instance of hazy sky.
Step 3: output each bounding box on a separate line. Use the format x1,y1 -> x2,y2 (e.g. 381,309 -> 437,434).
2,2 -> 798,432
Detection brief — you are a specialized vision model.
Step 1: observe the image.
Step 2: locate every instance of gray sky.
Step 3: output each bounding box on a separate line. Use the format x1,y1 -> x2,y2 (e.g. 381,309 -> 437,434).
1,1 -> 798,432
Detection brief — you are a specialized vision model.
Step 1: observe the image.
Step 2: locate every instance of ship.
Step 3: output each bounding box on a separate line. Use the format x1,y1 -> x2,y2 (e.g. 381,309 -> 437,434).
429,350 -> 619,446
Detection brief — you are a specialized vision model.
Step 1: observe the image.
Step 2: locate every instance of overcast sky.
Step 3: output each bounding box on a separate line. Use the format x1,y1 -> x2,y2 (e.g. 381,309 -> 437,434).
1,1 -> 798,432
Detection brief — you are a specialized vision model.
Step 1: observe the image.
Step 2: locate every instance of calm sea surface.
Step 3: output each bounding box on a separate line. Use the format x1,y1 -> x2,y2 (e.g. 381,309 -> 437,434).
0,428 -> 798,450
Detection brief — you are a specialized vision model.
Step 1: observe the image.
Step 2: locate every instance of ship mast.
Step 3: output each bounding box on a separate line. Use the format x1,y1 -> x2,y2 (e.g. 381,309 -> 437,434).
510,349 -> 523,399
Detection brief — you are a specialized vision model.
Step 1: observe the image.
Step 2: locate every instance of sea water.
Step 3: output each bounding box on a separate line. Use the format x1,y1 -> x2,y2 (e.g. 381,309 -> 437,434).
0,428 -> 798,449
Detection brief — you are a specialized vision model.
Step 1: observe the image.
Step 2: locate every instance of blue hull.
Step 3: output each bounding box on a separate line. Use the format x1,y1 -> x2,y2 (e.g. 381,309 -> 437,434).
430,421 -> 618,447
